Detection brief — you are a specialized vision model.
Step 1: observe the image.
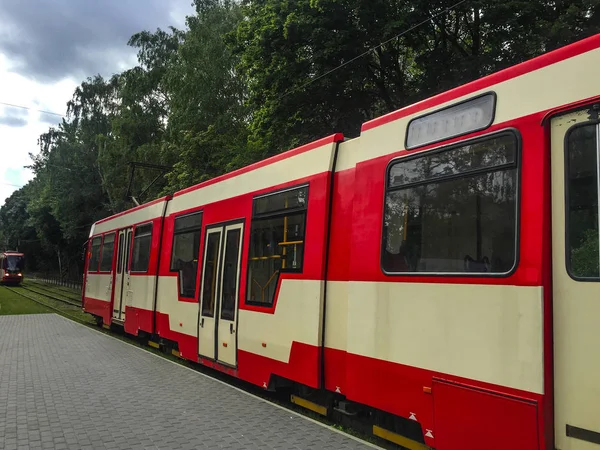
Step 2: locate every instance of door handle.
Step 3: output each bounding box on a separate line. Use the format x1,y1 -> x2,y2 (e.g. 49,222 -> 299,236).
200,317 -> 204,328
230,323 -> 235,334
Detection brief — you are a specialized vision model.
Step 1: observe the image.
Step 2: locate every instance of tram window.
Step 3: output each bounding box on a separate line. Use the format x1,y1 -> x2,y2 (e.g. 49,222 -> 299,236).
4,255 -> 24,272
170,212 -> 203,298
88,237 -> 102,272
382,132 -> 518,274
566,123 -> 600,279
99,233 -> 116,272
247,186 -> 308,306
131,223 -> 153,272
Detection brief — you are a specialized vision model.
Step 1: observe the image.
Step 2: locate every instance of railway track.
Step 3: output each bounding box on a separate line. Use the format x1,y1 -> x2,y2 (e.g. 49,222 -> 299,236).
24,282 -> 81,304
19,284 -> 81,307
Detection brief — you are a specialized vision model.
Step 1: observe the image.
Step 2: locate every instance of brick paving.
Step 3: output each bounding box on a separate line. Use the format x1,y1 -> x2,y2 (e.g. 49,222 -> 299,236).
0,314 -> 377,450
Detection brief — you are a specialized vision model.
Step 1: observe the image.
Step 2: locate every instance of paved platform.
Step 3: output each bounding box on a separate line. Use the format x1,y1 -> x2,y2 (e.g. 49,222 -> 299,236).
0,314 -> 377,450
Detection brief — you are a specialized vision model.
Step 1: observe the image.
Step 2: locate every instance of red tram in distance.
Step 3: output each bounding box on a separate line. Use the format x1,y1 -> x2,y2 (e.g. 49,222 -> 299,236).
82,34 -> 600,450
0,251 -> 24,285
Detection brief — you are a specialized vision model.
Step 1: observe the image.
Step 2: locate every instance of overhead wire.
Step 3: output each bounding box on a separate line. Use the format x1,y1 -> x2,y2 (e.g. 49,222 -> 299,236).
0,101 -> 65,117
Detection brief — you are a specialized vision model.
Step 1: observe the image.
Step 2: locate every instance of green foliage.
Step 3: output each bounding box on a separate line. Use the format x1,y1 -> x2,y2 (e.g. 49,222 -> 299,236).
0,0 -> 599,277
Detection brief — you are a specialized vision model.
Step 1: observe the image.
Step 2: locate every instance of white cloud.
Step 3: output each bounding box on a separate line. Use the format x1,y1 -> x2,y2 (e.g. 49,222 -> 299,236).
0,0 -> 195,207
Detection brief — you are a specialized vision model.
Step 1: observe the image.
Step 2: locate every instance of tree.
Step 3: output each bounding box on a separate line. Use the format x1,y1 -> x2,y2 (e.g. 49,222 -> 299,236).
161,0 -> 251,192
231,0 -> 600,154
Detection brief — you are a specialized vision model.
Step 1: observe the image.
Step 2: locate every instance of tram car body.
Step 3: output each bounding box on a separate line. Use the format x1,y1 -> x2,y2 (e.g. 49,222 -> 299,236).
83,34 -> 600,450
0,252 -> 24,285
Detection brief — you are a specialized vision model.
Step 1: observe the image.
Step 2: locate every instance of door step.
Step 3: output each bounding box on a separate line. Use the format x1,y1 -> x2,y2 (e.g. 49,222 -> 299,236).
290,395 -> 328,416
372,425 -> 430,450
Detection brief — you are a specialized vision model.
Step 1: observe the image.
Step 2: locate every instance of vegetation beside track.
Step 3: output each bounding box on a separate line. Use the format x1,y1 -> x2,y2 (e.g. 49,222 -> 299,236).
0,285 -> 52,315
0,281 -> 93,324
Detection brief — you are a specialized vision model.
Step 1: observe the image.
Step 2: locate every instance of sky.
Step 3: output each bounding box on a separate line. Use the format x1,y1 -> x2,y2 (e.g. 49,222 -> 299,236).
0,0 -> 195,206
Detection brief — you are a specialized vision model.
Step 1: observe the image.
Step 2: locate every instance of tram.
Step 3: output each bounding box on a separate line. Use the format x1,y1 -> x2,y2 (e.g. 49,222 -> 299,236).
83,33 -> 600,450
0,251 -> 24,285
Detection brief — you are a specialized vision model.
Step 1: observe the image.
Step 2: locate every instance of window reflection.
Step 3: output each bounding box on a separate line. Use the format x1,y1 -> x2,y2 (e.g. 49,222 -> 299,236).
383,133 -> 518,274
567,124 -> 599,278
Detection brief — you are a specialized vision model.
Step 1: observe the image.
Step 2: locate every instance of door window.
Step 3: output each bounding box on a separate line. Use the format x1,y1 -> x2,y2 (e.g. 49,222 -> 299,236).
201,232 -> 221,317
116,233 -> 125,274
220,229 -> 241,321
566,122 -> 600,279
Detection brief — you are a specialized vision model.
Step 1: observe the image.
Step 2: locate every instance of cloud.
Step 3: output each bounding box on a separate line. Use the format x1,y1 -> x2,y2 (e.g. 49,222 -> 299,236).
0,0 -> 195,83
0,106 -> 28,127
0,1 -> 194,207
0,116 -> 26,127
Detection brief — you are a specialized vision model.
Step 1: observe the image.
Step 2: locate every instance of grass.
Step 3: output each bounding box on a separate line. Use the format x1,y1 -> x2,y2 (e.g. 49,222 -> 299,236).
0,282 -> 94,325
0,285 -> 53,315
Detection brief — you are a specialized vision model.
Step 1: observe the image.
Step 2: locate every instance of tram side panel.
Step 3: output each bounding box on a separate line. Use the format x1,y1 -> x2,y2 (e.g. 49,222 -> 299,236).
83,234 -> 113,324
155,135 -> 342,389
124,216 -> 166,336
333,100 -> 548,448
237,172 -> 333,390
83,197 -> 169,328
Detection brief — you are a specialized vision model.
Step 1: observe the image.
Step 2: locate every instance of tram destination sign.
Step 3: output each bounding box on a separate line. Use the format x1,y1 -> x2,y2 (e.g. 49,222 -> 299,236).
405,92 -> 496,150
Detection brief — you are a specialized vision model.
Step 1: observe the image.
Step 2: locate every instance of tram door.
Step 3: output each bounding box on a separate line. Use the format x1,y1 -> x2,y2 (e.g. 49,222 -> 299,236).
113,228 -> 133,322
551,107 -> 600,449
198,222 -> 244,366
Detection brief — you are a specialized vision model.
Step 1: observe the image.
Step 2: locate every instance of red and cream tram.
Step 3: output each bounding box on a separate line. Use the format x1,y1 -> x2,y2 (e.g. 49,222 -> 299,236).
83,33 -> 600,450
0,251 -> 24,285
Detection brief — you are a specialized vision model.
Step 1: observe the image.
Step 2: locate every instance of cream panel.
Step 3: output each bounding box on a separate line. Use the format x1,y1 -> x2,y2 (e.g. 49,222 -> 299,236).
346,282 -> 544,394
169,144 -> 336,213
238,279 -> 324,363
337,46 -> 600,171
335,137 -> 362,174
156,276 -> 199,337
128,275 -> 156,312
324,281 -> 348,351
91,200 -> 167,236
84,273 -> 112,301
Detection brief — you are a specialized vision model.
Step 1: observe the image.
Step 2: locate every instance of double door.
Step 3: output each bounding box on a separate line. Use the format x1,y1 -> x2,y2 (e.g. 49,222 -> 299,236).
113,228 -> 133,322
198,222 -> 244,367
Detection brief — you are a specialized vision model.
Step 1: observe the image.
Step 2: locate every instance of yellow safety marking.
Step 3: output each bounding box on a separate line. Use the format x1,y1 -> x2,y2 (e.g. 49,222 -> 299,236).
372,425 -> 430,450
148,341 -> 160,349
171,349 -> 180,358
290,394 -> 328,416
102,324 -> 110,330
249,255 -> 281,261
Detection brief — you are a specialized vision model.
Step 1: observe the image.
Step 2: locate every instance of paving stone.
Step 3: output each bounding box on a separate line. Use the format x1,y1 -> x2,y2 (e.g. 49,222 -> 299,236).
0,314 -> 377,449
